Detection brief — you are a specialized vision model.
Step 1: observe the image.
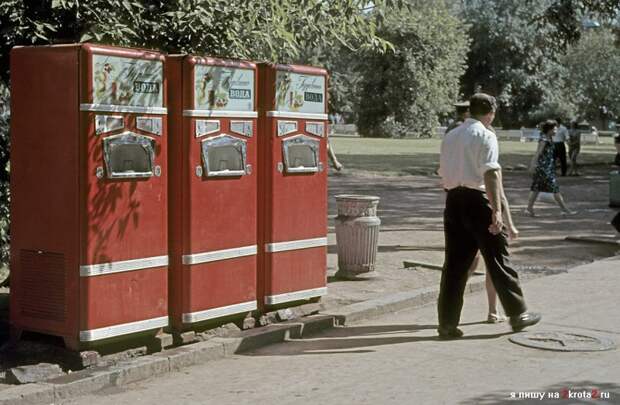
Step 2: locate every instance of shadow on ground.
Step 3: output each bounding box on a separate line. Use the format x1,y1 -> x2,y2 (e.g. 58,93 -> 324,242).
242,324 -> 512,357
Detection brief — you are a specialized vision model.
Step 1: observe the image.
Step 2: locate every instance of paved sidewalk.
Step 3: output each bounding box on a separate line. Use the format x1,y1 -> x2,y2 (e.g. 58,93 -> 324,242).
56,255 -> 620,405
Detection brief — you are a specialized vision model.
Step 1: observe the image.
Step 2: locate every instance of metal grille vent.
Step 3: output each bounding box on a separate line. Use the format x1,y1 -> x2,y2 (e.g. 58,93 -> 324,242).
19,250 -> 67,322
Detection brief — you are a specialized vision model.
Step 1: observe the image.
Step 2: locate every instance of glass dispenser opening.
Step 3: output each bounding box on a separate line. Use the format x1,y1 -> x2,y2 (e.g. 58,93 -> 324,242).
103,132 -> 156,179
282,135 -> 319,173
201,134 -> 247,177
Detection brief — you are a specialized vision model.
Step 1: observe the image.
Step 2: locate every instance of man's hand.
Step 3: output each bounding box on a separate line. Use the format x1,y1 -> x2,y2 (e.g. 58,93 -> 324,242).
484,170 -> 503,235
507,224 -> 519,240
488,210 -> 503,235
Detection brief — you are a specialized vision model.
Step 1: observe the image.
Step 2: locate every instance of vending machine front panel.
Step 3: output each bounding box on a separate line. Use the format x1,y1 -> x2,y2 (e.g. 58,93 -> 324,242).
10,44 -> 169,349
168,56 -> 258,330
257,63 -> 329,309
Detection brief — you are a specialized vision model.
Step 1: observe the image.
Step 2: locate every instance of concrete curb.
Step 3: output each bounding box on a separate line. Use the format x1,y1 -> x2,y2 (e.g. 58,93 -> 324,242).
0,315 -> 337,405
325,278 -> 487,326
0,273 -> 556,404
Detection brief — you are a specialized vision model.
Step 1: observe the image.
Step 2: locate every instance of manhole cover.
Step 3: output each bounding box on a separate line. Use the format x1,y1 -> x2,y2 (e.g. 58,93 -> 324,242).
509,331 -> 616,352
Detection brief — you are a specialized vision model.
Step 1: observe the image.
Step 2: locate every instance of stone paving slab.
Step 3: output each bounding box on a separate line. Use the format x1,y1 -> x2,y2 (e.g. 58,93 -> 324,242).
0,278 -> 485,404
0,258 -> 610,405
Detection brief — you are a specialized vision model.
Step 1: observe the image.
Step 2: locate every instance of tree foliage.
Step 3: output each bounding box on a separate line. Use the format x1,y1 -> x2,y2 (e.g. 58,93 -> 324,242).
0,0 -> 396,268
356,1 -> 470,137
0,0 -> 394,81
460,0 -> 619,128
561,28 -> 620,123
459,0 -> 555,127
533,0 -> 620,50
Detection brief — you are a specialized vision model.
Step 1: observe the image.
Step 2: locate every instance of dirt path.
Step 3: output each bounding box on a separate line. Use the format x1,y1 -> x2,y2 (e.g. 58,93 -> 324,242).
323,163 -> 619,309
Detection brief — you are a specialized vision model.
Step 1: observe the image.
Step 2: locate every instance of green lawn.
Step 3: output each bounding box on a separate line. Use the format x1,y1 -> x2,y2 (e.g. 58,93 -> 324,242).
330,136 -> 617,176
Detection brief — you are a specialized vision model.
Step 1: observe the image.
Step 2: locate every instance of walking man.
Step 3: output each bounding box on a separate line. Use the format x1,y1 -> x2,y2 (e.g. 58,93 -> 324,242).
553,118 -> 569,176
437,93 -> 541,338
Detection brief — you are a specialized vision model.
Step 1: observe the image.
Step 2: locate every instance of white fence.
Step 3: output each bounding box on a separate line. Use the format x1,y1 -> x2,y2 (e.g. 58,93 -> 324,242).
440,127 -> 601,144
332,124 -> 602,143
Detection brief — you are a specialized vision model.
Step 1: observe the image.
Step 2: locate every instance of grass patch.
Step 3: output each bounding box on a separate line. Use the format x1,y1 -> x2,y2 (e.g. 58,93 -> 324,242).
330,137 -> 617,176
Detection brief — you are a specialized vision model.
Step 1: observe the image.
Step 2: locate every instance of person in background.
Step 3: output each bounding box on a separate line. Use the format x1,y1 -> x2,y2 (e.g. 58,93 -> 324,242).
328,114 -> 343,171
553,118 -> 569,176
567,121 -> 581,176
327,140 -> 343,171
467,254 -> 505,323
438,93 -> 541,339
531,124 -> 542,142
525,119 -> 577,216
613,133 -> 620,235
445,101 -> 470,134
613,133 -> 620,167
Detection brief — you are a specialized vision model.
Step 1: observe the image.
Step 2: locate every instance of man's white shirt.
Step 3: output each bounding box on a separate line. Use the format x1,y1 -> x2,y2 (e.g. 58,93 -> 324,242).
553,124 -> 568,143
439,118 -> 501,192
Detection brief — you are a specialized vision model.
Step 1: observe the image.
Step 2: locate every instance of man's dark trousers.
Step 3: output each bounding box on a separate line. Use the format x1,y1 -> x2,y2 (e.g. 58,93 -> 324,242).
554,142 -> 567,176
438,187 -> 527,328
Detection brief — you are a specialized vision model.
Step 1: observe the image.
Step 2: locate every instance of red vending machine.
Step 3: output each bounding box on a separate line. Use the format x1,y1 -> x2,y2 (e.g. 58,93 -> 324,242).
10,44 -> 168,349
167,56 -> 257,330
257,64 -> 328,308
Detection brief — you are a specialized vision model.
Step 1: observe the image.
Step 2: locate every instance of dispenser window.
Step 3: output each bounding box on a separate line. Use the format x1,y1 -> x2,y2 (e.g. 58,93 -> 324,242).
282,135 -> 319,173
201,134 -> 247,177
103,132 -> 155,179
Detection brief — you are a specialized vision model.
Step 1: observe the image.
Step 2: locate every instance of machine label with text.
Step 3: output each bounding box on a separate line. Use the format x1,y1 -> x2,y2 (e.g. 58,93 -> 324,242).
92,54 -> 163,107
275,71 -> 325,114
194,65 -> 254,111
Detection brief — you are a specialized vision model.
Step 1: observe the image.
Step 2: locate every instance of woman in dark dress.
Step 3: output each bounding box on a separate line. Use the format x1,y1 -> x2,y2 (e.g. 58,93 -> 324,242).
525,120 -> 576,216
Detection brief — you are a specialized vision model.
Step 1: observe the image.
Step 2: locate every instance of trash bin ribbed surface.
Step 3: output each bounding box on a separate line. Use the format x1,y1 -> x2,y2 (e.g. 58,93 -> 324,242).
334,195 -> 381,279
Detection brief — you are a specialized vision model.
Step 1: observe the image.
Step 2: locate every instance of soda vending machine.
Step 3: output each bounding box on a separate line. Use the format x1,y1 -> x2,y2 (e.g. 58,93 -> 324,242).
167,55 -> 258,330
10,44 -> 168,349
257,64 -> 328,308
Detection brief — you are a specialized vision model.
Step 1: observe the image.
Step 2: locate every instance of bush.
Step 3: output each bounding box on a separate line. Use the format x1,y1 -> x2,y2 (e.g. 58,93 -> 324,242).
378,117 -> 411,138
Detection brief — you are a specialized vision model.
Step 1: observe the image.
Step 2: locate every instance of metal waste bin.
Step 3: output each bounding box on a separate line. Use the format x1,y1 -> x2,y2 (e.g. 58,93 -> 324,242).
334,195 -> 381,279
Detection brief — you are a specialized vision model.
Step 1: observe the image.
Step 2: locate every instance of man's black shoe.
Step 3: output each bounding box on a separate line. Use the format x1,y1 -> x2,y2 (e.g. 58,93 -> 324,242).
437,326 -> 464,339
510,312 -> 542,332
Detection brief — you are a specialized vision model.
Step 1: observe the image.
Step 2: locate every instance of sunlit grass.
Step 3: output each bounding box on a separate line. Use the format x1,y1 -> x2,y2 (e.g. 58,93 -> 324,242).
330,136 -> 617,176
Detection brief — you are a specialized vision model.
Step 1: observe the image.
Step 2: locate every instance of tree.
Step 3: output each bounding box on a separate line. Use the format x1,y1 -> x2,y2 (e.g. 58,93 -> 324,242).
459,0 -> 619,128
561,29 -> 620,125
459,0 -> 556,127
0,0 -> 396,269
355,1 -> 470,137
533,0 -> 620,50
0,0 -> 394,82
